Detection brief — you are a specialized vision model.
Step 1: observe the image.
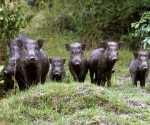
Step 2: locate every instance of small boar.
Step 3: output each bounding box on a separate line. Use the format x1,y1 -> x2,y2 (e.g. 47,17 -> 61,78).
129,50 -> 150,87
49,57 -> 66,82
65,42 -> 88,82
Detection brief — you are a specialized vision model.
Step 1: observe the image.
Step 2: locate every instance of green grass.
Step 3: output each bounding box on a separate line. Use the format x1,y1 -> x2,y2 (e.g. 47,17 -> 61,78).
0,81 -> 150,125
0,66 -> 3,72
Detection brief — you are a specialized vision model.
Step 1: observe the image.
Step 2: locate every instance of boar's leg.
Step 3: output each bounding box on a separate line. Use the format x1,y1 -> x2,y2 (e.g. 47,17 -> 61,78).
81,66 -> 88,82
18,65 -> 30,90
131,74 -> 137,86
35,68 -> 42,85
41,63 -> 49,84
41,75 -> 47,84
96,70 -> 102,86
16,72 -> 29,90
140,79 -> 145,88
90,69 -> 95,83
79,78 -> 84,82
4,75 -> 14,91
100,73 -> 106,86
94,72 -> 97,83
79,71 -> 87,82
101,80 -> 105,86
106,72 -> 112,87
69,65 -> 79,81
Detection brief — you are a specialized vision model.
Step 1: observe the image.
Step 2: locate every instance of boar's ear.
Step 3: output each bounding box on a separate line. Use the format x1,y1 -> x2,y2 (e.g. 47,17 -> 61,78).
81,43 -> 86,50
65,44 -> 70,51
37,39 -> 44,48
62,59 -> 66,64
133,51 -> 138,58
49,58 -> 52,63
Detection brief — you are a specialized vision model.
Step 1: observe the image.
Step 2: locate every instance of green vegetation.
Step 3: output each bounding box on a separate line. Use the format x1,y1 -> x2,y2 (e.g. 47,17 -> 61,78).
0,1 -> 29,63
131,11 -> 150,49
0,0 -> 150,124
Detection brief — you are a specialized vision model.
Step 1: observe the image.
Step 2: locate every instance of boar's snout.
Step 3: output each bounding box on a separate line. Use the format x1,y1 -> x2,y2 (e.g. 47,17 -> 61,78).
107,49 -> 118,62
26,55 -> 38,62
140,62 -> 148,70
71,56 -> 82,66
4,68 -> 14,76
53,67 -> 62,75
74,61 -> 81,66
72,59 -> 81,66
112,56 -> 118,61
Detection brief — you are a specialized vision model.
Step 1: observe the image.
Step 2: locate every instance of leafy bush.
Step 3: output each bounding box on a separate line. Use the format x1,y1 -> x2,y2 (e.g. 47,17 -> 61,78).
0,2 -> 27,40
131,11 -> 150,49
0,1 -> 28,63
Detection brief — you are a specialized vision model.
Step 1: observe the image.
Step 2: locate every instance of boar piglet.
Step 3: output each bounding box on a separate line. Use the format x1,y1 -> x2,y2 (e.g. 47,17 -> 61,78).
65,42 -> 88,82
129,50 -> 150,87
49,57 -> 66,82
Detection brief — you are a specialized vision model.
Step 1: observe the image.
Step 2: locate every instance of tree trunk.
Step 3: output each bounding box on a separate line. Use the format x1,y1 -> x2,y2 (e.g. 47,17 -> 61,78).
0,42 -> 7,65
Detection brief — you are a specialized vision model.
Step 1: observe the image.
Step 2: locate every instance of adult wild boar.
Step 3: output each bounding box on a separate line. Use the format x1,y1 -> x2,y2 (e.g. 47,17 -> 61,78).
4,40 -> 21,76
3,37 -> 22,90
16,37 -> 49,90
129,50 -> 150,87
49,57 -> 66,82
88,48 -> 105,83
65,42 -> 88,82
90,41 -> 119,86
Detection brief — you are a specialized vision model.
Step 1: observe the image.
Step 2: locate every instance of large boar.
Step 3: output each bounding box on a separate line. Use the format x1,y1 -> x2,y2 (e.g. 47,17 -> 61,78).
3,37 -> 23,90
4,40 -> 21,76
97,41 -> 119,86
4,34 -> 31,76
3,35 -> 49,90
88,48 -> 105,83
129,50 -> 150,87
16,38 -> 49,89
65,42 -> 88,82
49,57 -> 66,82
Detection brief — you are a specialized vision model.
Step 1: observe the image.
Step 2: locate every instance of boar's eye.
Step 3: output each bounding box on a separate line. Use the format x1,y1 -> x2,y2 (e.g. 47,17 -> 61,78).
71,48 -> 79,54
71,50 -> 75,54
